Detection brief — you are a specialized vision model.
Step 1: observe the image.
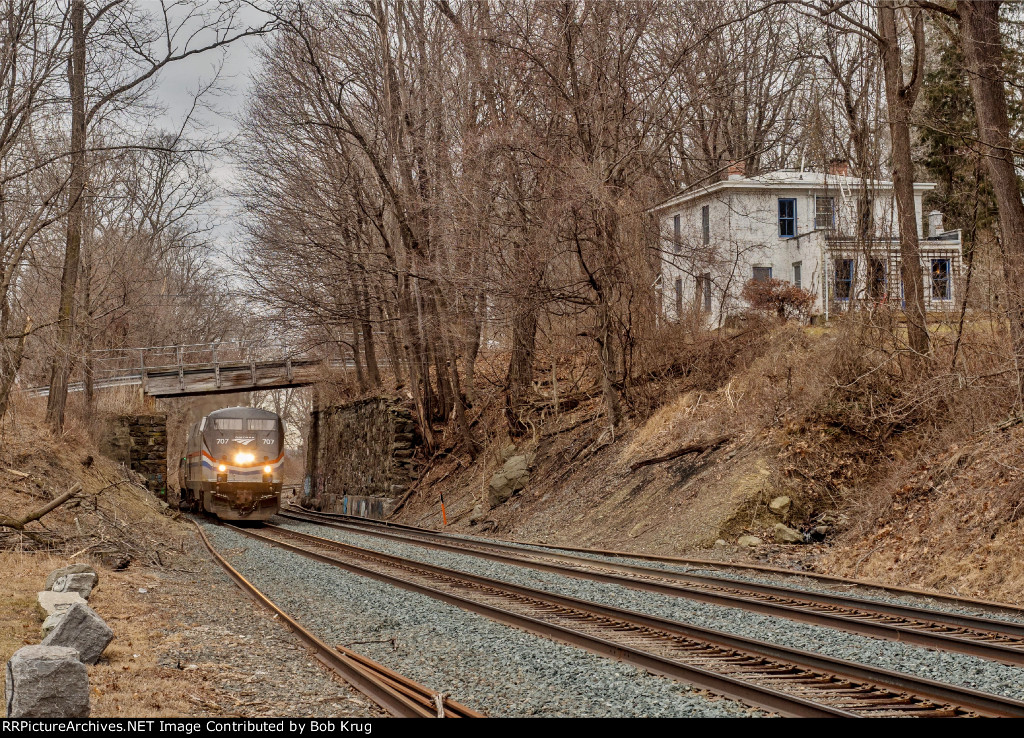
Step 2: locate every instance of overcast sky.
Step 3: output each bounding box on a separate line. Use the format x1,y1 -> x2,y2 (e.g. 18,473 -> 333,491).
146,2 -> 272,260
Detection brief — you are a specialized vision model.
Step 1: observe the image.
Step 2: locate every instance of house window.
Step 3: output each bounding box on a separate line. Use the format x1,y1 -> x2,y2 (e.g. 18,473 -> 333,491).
672,214 -> 681,253
696,273 -> 712,312
814,196 -> 835,230
868,258 -> 886,300
834,259 -> 854,300
931,259 -> 951,299
792,261 -> 802,290
674,276 -> 683,317
701,205 -> 710,246
753,266 -> 772,282
778,198 -> 796,238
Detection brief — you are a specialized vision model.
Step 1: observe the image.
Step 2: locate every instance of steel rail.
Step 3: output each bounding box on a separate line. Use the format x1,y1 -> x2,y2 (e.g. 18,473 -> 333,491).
232,523 -> 1024,717
194,522 -> 481,718
290,506 -> 1024,618
280,510 -> 1024,665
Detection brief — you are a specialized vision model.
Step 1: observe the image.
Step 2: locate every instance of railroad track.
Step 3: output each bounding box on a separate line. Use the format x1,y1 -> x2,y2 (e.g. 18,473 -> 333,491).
286,506 -> 1024,614
226,521 -> 1024,718
287,506 -> 1024,619
279,508 -> 1024,666
194,522 -> 482,718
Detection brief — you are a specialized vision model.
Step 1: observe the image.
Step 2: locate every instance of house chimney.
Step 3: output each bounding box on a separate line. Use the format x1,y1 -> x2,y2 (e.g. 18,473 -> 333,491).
727,160 -> 746,180
828,159 -> 850,177
928,210 -> 944,237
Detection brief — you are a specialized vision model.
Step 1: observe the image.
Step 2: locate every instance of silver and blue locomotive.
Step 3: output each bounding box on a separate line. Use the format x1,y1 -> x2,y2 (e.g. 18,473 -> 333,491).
179,406 -> 284,521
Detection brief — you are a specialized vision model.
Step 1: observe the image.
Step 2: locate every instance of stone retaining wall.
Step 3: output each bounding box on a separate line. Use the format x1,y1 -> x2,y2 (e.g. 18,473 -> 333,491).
98,415 -> 167,497
304,397 -> 418,514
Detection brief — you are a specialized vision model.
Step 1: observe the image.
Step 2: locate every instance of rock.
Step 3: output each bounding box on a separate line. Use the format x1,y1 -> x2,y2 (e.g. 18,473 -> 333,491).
737,535 -> 762,548
469,504 -> 487,526
41,603 -> 114,665
713,539 -> 727,550
98,552 -> 130,571
36,591 -> 86,618
51,573 -> 98,599
768,496 -> 792,516
773,523 -> 805,544
5,645 -> 90,717
808,525 -> 829,542
44,564 -> 98,592
487,454 -> 533,508
41,613 -> 66,638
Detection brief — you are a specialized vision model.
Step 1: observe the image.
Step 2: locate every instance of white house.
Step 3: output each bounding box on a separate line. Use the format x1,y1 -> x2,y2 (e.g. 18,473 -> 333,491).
650,165 -> 963,324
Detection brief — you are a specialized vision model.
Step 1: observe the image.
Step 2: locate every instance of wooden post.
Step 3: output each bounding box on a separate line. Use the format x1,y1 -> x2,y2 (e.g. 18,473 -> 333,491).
214,346 -> 221,389
139,350 -> 147,395
176,346 -> 185,392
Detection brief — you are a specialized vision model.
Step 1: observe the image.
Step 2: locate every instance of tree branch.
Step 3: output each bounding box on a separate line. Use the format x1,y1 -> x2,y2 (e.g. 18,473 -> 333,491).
0,483 -> 83,530
630,435 -> 731,472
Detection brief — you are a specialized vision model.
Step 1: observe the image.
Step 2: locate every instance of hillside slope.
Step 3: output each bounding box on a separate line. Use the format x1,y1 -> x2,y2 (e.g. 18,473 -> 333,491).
396,318 -> 1024,604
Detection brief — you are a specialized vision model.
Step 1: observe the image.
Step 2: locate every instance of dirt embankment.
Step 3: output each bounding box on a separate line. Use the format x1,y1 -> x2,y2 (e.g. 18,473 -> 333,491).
396,319 -> 1024,605
817,424 -> 1024,604
1,407 -> 380,717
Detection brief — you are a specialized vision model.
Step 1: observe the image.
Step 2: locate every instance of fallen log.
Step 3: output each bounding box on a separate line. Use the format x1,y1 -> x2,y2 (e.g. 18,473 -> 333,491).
630,435 -> 731,472
0,483 -> 83,530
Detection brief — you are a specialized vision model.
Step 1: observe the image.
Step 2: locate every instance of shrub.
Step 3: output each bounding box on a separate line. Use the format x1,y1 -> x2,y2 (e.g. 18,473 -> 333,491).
741,277 -> 815,320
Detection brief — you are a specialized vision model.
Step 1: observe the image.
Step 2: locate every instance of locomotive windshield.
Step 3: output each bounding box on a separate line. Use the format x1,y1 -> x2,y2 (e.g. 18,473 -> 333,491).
202,410 -> 282,466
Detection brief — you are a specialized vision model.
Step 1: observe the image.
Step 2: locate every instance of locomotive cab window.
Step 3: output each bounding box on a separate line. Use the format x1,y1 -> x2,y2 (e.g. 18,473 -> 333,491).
247,419 -> 277,431
213,418 -> 245,430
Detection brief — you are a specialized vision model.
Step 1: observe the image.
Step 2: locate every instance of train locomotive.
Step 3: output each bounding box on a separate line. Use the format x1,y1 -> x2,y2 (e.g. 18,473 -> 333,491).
179,406 -> 284,521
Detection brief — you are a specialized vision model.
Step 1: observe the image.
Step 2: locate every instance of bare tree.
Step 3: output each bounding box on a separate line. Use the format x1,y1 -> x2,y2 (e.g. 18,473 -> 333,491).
44,0 -> 274,431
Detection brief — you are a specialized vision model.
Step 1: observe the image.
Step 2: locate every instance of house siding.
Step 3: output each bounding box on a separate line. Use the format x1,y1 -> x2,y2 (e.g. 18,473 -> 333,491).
656,173 -> 959,325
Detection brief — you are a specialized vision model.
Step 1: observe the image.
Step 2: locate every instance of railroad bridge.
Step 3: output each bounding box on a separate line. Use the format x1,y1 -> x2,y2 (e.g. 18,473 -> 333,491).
26,341 -> 335,399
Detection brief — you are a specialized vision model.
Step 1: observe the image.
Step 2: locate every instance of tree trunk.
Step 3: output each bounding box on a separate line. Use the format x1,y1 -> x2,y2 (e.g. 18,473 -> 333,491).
358,282 -> 381,387
398,274 -> 435,450
959,0 -> 1024,392
878,0 -> 930,356
45,0 -> 86,431
82,249 -> 94,410
462,290 -> 484,406
0,316 -> 29,420
596,301 -> 623,429
505,302 -> 537,434
431,288 -> 479,457
350,320 -> 365,391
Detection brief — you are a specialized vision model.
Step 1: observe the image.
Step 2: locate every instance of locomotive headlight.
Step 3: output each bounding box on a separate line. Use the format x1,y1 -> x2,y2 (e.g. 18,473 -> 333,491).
234,452 -> 255,465
218,464 -> 227,472
264,465 -> 272,474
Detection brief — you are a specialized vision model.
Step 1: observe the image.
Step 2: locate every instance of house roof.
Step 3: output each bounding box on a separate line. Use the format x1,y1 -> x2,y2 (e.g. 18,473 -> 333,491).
649,169 -> 937,214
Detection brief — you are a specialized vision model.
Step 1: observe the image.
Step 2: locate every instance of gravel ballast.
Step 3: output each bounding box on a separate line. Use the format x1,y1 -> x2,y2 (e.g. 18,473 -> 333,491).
276,517 -> 1024,703
201,521 -> 763,718
345,521 -> 1024,625
289,514 -> 1024,625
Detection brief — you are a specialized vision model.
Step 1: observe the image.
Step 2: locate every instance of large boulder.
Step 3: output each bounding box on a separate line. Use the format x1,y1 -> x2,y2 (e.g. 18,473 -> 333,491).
41,613 -> 65,638
773,523 -> 805,544
51,573 -> 98,600
5,645 -> 90,718
44,564 -> 98,592
487,454 -> 533,508
36,591 -> 86,619
768,496 -> 792,517
41,603 -> 114,665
